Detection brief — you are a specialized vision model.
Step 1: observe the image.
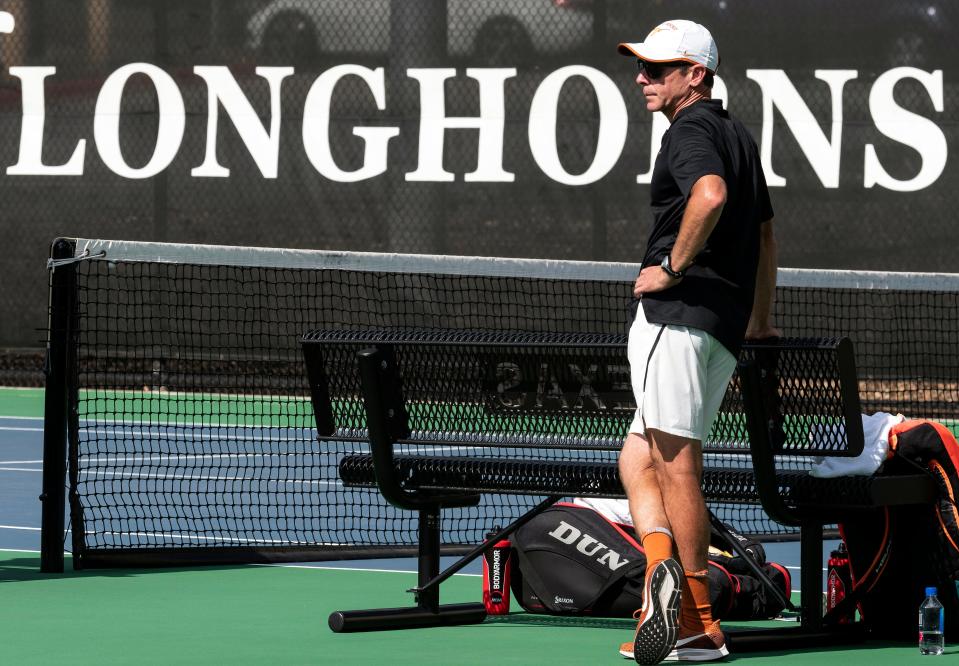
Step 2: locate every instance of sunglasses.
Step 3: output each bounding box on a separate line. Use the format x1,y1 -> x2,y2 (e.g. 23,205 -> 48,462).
637,60 -> 686,79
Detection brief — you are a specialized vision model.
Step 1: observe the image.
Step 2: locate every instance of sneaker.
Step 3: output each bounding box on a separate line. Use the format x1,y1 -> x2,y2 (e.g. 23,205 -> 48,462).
624,558 -> 683,664
619,623 -> 729,661
664,628 -> 728,662
619,627 -> 728,662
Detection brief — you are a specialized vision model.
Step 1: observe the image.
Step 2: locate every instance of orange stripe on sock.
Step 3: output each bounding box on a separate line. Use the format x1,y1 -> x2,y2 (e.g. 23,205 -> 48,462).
641,531 -> 673,569
681,569 -> 713,632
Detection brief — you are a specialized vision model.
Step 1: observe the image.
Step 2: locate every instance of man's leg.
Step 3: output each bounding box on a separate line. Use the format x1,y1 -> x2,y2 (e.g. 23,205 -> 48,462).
619,432 -> 669,545
647,429 -> 708,572
619,432 -> 684,665
647,428 -> 728,661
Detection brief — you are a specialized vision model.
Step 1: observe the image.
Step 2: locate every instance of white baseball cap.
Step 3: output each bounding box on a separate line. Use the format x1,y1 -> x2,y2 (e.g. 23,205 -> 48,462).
618,20 -> 719,74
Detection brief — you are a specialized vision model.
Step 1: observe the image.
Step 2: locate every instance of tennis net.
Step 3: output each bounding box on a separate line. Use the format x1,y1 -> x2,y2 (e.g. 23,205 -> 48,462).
42,238 -> 959,569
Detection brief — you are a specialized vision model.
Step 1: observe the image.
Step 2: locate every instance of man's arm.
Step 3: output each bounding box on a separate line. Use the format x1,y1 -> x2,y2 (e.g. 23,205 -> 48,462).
633,175 -> 726,297
744,218 -> 780,339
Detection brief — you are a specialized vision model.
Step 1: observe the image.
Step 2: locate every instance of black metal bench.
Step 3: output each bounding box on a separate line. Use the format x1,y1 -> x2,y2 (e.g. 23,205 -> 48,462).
300,329 -> 936,649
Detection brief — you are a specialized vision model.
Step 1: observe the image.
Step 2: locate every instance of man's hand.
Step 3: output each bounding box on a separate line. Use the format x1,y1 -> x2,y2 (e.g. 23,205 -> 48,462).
633,265 -> 681,298
744,322 -> 782,340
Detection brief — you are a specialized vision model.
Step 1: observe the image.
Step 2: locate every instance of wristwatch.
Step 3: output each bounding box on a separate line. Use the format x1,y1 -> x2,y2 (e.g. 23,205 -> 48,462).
660,255 -> 686,279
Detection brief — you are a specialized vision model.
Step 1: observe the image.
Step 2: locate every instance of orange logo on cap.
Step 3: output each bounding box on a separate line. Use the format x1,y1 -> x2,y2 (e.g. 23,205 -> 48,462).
649,21 -> 678,36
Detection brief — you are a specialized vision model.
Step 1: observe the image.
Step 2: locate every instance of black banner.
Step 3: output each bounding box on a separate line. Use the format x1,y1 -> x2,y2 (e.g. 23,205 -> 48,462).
0,0 -> 956,348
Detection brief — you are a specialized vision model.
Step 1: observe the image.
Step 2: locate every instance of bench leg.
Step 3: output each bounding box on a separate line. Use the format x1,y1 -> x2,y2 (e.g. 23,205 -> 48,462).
410,494 -> 563,598
328,506 -> 487,632
799,520 -> 823,631
417,508 -> 441,612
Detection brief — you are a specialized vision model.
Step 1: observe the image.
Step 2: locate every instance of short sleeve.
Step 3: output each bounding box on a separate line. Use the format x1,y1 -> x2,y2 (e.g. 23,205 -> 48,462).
666,120 -> 726,198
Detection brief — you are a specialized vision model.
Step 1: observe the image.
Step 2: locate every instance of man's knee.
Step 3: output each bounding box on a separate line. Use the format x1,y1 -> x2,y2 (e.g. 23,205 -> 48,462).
646,428 -> 704,478
618,432 -> 654,487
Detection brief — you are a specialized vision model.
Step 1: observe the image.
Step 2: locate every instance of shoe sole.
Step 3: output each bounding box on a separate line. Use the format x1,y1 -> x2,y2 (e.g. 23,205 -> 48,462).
664,645 -> 730,662
622,644 -> 729,662
633,559 -> 683,665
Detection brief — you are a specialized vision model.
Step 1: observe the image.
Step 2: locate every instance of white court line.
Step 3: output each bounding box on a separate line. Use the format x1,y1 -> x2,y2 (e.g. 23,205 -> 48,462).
83,428 -> 310,443
0,465 -> 344,484
0,460 -> 42,464
87,530 -> 342,547
78,417 -> 313,431
0,547 -> 805,594
78,445 -> 477,460
0,416 -> 44,422
0,426 -> 44,432
251,562 -> 482,576
0,546 -> 805,578
80,453 -> 315,464
0,525 -> 41,531
76,469 -> 341,486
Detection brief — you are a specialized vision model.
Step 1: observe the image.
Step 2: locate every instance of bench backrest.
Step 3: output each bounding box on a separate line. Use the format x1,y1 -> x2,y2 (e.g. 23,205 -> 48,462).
301,329 -> 864,457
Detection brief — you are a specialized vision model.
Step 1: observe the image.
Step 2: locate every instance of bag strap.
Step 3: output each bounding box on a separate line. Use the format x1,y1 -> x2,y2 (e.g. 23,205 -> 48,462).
707,509 -> 795,612
512,545 -> 560,611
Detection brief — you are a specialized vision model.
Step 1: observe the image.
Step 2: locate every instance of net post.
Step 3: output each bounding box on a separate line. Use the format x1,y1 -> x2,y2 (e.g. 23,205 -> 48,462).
40,238 -> 78,573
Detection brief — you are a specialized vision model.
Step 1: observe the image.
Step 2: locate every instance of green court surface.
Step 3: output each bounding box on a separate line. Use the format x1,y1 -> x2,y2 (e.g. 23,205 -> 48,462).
0,387 -> 44,418
0,551 -> 951,665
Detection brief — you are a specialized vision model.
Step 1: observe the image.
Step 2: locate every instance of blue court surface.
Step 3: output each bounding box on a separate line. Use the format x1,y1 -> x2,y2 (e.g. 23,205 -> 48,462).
0,414 -> 828,585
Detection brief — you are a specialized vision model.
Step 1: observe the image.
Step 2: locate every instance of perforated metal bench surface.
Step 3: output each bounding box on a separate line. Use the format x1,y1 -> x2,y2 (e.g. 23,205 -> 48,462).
303,330 -> 936,518
337,453 -> 935,510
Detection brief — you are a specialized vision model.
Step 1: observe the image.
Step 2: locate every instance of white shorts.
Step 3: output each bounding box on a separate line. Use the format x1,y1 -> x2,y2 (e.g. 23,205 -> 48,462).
627,303 -> 737,441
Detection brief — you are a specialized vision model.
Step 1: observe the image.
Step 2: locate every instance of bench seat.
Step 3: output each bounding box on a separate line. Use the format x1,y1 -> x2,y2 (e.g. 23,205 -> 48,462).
339,453 -> 935,510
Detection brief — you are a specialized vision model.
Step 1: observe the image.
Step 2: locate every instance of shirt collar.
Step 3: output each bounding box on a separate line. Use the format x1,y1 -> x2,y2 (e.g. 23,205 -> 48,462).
673,98 -> 724,122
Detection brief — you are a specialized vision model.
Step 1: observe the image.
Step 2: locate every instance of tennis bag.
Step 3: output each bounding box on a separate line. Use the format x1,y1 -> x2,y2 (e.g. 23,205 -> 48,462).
509,502 -> 790,620
833,419 -> 959,639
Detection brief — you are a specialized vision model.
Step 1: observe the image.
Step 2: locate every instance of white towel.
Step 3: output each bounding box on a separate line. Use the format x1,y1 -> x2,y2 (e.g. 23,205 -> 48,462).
572,497 -> 634,526
808,411 -> 905,478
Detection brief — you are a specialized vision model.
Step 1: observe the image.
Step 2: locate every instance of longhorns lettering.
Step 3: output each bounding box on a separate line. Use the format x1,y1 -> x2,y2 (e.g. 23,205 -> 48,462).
0,16 -> 947,191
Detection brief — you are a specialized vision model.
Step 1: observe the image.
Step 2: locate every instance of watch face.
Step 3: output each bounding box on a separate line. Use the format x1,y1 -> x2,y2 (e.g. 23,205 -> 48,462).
661,255 -> 673,270
661,255 -> 682,278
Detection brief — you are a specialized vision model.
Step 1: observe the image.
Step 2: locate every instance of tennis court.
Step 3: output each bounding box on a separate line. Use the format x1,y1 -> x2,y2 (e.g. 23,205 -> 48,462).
0,551 -> 939,666
16,243 -> 959,664
2,378 -> 954,664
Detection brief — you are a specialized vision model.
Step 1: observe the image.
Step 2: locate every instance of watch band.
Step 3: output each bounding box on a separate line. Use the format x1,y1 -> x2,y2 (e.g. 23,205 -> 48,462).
660,255 -> 686,279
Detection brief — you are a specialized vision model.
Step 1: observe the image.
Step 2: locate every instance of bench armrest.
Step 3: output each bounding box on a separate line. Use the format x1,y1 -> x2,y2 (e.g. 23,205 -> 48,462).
357,346 -> 480,511
739,337 -> 866,525
741,337 -> 865,457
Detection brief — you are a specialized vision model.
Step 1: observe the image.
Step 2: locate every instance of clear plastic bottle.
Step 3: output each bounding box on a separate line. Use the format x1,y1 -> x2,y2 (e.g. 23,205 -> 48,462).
919,586 -> 944,655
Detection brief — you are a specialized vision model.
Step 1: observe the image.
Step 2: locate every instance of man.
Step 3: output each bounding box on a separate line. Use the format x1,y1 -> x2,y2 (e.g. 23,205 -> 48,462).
615,20 -> 779,664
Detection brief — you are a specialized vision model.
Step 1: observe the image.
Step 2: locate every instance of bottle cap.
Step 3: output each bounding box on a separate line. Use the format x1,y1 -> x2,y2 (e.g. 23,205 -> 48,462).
925,586 -> 937,596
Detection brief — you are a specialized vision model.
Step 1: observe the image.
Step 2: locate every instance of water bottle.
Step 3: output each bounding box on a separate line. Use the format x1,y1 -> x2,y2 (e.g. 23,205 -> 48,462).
826,542 -> 853,623
482,529 -> 512,615
919,586 -> 944,655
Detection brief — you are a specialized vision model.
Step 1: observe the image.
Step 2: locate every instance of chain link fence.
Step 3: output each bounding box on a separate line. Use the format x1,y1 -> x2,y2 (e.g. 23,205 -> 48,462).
1,0 -> 957,381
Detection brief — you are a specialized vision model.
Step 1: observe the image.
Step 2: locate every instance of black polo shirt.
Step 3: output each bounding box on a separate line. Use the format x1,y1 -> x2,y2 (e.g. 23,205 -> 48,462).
640,99 -> 773,356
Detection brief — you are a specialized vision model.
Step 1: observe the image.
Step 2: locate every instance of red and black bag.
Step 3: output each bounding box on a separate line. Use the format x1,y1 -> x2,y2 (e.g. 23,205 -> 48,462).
508,502 -> 790,620
833,420 -> 959,639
